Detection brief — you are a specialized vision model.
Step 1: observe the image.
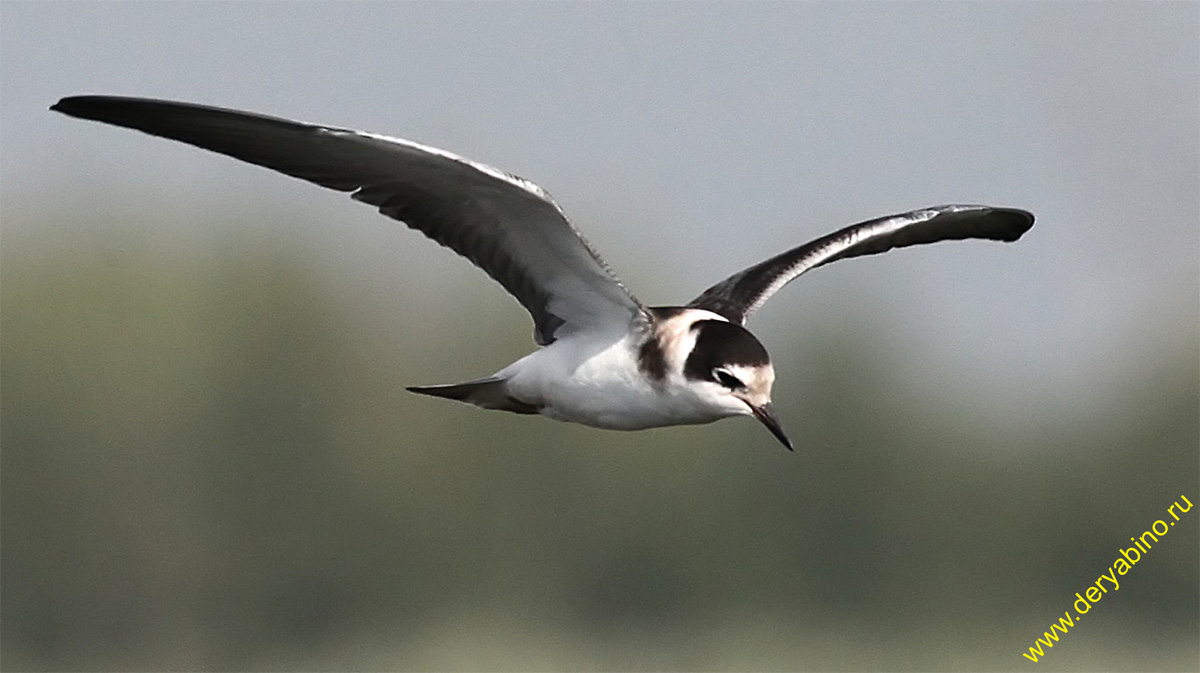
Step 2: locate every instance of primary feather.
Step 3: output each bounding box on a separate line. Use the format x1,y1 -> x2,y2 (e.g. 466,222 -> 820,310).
688,205 -> 1034,324
50,95 -> 645,345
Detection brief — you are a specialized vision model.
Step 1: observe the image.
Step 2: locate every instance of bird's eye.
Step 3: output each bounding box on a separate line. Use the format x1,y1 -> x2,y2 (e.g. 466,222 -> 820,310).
713,369 -> 745,390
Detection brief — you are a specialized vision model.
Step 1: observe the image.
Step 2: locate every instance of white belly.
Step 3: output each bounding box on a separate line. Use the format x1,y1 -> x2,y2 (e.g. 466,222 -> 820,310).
495,332 -> 729,431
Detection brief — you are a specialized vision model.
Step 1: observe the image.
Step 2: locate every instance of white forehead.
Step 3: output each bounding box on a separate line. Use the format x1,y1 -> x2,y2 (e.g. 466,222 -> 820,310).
654,308 -> 728,370
722,361 -> 775,385
656,308 -> 728,340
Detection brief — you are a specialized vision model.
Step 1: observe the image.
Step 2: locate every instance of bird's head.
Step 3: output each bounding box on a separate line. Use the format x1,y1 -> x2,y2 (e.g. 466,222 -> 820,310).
677,316 -> 792,450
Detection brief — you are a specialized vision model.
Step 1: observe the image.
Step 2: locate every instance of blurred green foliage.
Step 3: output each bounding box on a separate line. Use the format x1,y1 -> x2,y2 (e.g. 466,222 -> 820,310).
2,212 -> 1196,671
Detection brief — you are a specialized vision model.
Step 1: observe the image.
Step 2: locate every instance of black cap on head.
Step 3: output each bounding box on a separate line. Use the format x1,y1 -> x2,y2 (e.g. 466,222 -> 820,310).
683,320 -> 770,383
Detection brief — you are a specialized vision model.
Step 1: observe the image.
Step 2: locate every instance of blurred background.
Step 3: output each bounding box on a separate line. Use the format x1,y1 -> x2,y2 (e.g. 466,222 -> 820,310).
2,3 -> 1196,670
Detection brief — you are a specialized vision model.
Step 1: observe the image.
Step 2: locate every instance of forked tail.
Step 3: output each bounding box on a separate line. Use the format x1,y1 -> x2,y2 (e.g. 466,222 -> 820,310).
406,377 -> 540,415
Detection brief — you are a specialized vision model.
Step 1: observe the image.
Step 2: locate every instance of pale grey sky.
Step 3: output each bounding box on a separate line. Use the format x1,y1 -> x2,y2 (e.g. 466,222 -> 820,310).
3,2 -> 1197,424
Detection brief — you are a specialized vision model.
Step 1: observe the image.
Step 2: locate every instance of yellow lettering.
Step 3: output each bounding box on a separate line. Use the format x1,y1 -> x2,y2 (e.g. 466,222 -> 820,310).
1022,495 -> 1194,664
1098,568 -> 1120,591
1121,546 -> 1140,565
1023,642 -> 1045,662
1074,592 -> 1091,613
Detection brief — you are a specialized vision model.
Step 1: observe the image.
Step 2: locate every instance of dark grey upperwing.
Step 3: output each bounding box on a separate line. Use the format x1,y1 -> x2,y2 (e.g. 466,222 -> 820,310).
51,95 -> 644,344
688,205 -> 1034,324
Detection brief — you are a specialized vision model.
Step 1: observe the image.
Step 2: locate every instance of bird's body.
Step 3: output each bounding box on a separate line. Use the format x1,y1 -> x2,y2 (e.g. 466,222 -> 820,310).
492,307 -> 762,431
51,95 -> 1035,450
501,318 -> 661,429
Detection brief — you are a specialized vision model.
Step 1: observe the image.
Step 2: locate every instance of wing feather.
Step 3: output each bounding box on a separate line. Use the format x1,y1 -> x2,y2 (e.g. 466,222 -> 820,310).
50,95 -> 643,344
688,205 -> 1034,323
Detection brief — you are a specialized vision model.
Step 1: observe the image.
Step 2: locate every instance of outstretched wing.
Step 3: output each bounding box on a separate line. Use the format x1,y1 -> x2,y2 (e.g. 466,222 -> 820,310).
51,95 -> 644,344
688,205 -> 1034,324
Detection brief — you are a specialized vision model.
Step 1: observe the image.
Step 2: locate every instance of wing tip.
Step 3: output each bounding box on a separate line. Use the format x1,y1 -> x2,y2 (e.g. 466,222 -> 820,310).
933,204 -> 1034,241
50,95 -> 88,116
991,206 -> 1035,241
50,95 -> 146,123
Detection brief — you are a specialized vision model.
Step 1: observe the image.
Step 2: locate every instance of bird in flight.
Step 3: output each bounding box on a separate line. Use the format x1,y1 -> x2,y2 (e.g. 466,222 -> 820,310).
51,95 -> 1034,450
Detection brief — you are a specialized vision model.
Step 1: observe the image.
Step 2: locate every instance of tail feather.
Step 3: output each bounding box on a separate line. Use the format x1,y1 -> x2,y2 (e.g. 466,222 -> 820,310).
406,377 -> 540,415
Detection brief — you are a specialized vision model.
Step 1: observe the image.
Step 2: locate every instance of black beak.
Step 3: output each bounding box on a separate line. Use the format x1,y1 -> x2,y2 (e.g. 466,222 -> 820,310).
750,402 -> 793,451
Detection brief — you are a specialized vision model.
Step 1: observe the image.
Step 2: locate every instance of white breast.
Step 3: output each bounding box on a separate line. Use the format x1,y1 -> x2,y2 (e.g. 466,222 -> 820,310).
496,311 -> 738,431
